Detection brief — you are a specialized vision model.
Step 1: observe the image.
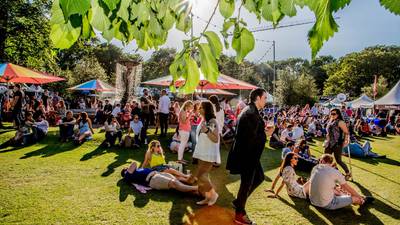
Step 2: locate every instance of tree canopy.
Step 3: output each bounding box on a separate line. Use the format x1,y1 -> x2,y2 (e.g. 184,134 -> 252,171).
48,0 -> 400,93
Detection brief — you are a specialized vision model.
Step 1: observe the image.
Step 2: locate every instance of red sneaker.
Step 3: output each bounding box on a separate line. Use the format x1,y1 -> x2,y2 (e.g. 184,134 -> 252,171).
234,213 -> 255,225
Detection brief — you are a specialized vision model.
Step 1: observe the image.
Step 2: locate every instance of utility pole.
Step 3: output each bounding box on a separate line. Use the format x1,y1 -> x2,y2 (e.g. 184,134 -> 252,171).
272,40 -> 276,97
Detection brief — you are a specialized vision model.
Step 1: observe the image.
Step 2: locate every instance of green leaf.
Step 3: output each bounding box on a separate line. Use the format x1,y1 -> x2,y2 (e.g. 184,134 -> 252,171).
261,0 -> 283,25
162,9 -> 175,30
204,31 -> 222,59
331,0 -> 352,12
90,0 -> 111,33
380,0 -> 400,15
181,55 -> 200,94
244,0 -> 257,13
130,3 -> 138,20
103,19 -> 124,42
198,43 -> 219,84
219,0 -> 235,18
117,0 -> 130,22
281,0 -> 297,17
222,20 -> 234,33
232,27 -> 255,63
148,16 -> 163,36
50,0 -> 81,49
306,0 -> 339,58
82,13 -> 91,39
137,2 -> 151,24
59,0 -> 90,17
103,0 -> 120,12
176,12 -> 191,33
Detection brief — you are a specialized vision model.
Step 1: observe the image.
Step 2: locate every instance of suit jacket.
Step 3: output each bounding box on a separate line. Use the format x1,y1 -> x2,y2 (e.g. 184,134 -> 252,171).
226,103 -> 267,174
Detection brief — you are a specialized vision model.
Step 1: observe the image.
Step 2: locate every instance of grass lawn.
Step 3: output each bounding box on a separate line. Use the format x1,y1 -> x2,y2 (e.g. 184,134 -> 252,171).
0,124 -> 399,225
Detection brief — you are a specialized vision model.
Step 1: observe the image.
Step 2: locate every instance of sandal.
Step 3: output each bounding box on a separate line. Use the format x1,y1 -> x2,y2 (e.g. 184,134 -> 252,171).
345,173 -> 352,181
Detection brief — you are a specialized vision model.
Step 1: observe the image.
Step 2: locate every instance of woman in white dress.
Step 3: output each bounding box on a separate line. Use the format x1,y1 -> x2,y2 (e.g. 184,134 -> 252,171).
192,100 -> 220,206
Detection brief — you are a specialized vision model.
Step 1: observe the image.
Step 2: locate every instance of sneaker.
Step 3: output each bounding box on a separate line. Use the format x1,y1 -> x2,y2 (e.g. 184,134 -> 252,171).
234,213 -> 255,225
363,196 -> 375,205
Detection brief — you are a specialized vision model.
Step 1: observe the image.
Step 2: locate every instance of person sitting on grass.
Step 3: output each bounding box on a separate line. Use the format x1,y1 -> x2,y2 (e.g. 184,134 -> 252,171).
125,115 -> 143,147
169,128 -> 192,153
103,115 -> 122,147
266,152 -> 310,199
270,126 -> 285,149
140,140 -> 191,183
309,154 -> 374,210
0,112 -> 35,149
32,114 -> 49,142
74,112 -> 94,145
121,161 -> 198,193
59,111 -> 76,142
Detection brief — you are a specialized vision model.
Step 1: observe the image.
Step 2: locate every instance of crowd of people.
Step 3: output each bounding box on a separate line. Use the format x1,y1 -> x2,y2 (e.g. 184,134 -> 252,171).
2,84 -> 400,225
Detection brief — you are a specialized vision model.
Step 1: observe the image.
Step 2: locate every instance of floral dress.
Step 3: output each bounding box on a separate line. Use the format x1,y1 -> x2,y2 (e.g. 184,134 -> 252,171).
282,166 -> 307,199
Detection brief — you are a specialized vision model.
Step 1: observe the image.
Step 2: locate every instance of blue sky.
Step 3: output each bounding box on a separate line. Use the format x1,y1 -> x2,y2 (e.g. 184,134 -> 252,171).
110,0 -> 400,62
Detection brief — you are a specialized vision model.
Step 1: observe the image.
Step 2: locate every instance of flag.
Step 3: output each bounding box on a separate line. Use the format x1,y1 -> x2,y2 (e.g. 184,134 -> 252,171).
373,75 -> 377,97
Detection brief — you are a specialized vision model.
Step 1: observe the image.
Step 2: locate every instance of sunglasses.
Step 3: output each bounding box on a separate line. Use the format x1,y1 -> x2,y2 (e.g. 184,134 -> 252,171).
330,113 -> 337,116
293,157 -> 298,160
134,117 -> 139,120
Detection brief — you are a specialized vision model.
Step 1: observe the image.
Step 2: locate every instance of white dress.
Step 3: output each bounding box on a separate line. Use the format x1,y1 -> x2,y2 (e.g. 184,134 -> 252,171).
192,119 -> 221,164
282,166 -> 307,199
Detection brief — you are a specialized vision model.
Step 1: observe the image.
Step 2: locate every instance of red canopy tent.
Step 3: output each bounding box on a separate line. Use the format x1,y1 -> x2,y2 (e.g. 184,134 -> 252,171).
0,63 -> 65,84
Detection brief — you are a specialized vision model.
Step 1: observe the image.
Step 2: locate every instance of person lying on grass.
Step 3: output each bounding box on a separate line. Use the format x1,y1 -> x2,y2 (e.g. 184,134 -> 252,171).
266,152 -> 310,199
121,162 -> 198,193
309,154 -> 374,210
140,140 -> 191,183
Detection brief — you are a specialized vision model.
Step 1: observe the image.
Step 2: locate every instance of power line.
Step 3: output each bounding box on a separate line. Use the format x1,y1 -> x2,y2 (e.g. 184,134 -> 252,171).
255,44 -> 273,64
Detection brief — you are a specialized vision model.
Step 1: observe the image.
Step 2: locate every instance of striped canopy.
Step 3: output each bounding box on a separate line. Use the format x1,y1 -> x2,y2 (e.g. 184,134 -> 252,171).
68,79 -> 115,92
0,63 -> 65,84
142,73 -> 258,90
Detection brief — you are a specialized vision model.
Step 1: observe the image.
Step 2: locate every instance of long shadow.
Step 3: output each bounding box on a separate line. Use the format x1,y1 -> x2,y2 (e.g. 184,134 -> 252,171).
312,182 -> 400,225
117,178 -> 202,225
356,156 -> 400,167
353,181 -> 400,219
278,197 -> 329,225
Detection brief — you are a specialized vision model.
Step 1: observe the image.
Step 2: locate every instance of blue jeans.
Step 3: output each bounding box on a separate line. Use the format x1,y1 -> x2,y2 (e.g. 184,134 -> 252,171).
324,195 -> 352,210
190,125 -> 198,150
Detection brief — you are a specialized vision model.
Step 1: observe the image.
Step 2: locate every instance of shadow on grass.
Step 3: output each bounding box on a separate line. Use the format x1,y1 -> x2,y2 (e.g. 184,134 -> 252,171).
117,178 -> 203,225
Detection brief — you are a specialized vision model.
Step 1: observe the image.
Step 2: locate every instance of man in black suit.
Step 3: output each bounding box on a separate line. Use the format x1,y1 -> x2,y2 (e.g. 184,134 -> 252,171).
226,88 -> 267,225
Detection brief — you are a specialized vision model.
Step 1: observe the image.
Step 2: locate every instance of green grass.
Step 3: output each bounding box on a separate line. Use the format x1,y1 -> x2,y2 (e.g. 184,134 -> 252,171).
0,124 -> 399,225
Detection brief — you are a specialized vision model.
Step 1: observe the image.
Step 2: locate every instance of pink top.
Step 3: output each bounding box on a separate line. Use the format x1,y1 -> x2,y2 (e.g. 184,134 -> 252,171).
179,111 -> 191,132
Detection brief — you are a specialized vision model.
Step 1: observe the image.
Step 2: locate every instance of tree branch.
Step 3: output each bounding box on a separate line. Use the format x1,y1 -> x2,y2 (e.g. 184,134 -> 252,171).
201,0 -> 220,35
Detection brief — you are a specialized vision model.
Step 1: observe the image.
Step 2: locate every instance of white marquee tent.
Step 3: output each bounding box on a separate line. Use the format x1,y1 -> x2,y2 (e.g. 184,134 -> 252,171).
374,80 -> 400,109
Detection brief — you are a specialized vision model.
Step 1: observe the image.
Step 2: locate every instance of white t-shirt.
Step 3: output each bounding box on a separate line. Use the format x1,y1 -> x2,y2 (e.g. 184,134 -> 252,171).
129,120 -> 143,134
35,120 -> 49,134
309,164 -> 346,207
112,106 -> 121,117
292,126 -> 304,140
280,129 -> 293,142
158,95 -> 171,114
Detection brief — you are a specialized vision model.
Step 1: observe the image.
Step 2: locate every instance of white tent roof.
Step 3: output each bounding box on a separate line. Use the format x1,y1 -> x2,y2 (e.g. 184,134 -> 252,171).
375,80 -> 400,106
348,94 -> 374,108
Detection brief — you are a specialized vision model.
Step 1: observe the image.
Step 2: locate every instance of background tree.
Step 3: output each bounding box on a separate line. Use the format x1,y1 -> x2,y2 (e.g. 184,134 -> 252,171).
275,70 -> 318,106
323,45 -> 400,97
71,57 -> 107,85
361,76 -> 389,99
1,0 -> 58,72
142,48 -> 176,81
308,55 -> 335,94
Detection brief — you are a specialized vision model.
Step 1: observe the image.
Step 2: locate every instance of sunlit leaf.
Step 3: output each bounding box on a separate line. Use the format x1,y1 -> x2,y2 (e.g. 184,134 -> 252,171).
181,55 -> 200,94
281,0 -> 297,16
232,27 -> 255,63
50,0 -> 81,49
198,43 -> 219,83
90,0 -> 111,33
116,0 -> 130,22
380,0 -> 400,15
219,0 -> 235,19
59,0 -> 90,18
204,31 -> 222,59
261,0 -> 283,25
162,9 -> 175,30
103,0 -> 120,12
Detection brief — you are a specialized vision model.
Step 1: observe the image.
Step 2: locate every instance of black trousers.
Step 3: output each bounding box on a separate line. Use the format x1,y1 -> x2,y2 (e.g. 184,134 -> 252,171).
141,113 -> 150,141
159,113 -> 169,135
325,145 -> 349,174
235,162 -> 265,214
105,131 -> 122,146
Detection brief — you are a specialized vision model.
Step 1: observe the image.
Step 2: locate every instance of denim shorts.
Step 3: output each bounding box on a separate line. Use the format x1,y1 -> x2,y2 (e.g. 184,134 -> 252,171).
324,195 -> 353,210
